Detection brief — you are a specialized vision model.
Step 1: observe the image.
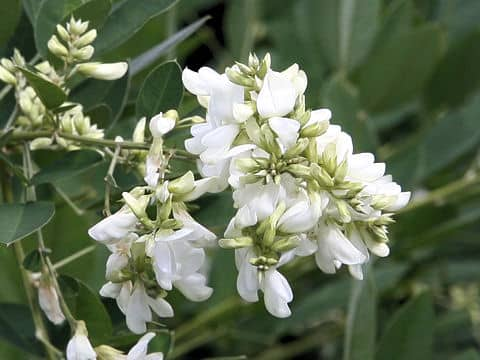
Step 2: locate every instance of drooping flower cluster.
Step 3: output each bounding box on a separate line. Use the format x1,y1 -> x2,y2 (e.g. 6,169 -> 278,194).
88,112 -> 221,334
182,53 -> 411,317
0,17 -> 127,150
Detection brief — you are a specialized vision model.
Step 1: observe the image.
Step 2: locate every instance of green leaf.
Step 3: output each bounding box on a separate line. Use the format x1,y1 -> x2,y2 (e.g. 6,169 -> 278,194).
376,292 -> 434,360
0,0 -> 22,47
425,30 -> 480,109
322,74 -> 377,152
18,67 -> 67,109
22,249 -> 43,272
71,66 -> 131,128
225,0 -> 258,62
0,202 -> 55,245
61,275 -> 113,345
355,24 -> 445,113
130,15 -> 210,76
94,0 -> 179,55
136,60 -> 183,119
32,150 -> 104,185
343,269 -> 376,360
452,349 -> 480,360
85,104 -> 113,129
22,0 -> 43,25
35,0 -> 111,58
0,303 -> 43,355
389,92 -> 480,186
436,0 -> 480,40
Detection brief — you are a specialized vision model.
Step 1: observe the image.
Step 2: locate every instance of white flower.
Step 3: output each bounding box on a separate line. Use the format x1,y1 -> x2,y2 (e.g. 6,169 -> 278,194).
66,321 -> 97,360
127,332 -> 164,360
88,208 -> 138,244
257,70 -> 298,118
309,221 -> 367,277
76,62 -> 128,80
182,67 -> 243,124
235,248 -> 293,318
149,112 -> 176,138
268,117 -> 300,153
152,231 -> 213,301
127,281 -> 173,334
38,282 -> 65,325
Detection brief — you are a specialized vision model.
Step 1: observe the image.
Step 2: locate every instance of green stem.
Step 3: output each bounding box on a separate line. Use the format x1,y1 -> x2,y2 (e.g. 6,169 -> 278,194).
174,297 -> 241,342
23,143 -> 78,329
52,245 -> 96,270
104,142 -> 121,216
1,163 -> 60,360
170,329 -> 220,359
5,130 -> 196,159
400,174 -> 480,213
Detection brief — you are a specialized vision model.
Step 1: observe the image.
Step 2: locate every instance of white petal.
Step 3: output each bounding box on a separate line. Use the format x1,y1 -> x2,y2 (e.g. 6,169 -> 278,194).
127,332 -> 155,360
257,71 -> 297,118
126,282 -> 151,334
182,68 -> 209,95
348,264 -> 364,280
146,296 -> 174,318
174,273 -> 213,301
263,270 -> 293,318
236,249 -> 259,302
268,117 -> 300,151
149,113 -> 175,137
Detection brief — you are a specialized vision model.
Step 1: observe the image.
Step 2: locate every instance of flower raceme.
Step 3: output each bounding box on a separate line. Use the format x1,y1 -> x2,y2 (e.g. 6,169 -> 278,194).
183,53 -> 410,318
88,114 -> 220,334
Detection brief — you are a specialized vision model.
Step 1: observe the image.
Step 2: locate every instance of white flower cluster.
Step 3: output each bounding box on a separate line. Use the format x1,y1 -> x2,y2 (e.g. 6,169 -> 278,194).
88,113 -> 221,334
0,17 -> 127,149
182,53 -> 411,318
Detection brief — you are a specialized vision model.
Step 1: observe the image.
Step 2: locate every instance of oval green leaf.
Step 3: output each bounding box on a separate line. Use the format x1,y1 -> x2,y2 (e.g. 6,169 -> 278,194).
0,202 -> 55,245
136,60 -> 183,119
18,67 -> 67,109
32,150 -> 104,185
35,0 -> 111,58
94,0 -> 178,54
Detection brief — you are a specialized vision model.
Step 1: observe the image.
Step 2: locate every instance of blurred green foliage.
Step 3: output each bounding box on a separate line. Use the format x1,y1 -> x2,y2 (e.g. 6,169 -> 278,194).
1,0 -> 480,359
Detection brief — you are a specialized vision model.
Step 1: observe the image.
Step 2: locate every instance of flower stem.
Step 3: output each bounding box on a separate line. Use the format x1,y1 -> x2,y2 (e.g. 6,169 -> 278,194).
174,297 -> 241,341
5,130 -> 196,159
22,143 -> 78,330
52,245 -> 96,270
104,141 -> 122,216
400,174 -> 480,213
0,163 -> 60,360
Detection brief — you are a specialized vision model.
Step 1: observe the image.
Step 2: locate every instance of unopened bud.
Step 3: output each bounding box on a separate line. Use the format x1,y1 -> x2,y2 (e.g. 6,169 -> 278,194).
48,35 -> 68,58
287,164 -> 311,178
122,192 -> 149,220
76,62 -> 128,80
271,235 -> 300,253
0,65 -> 16,85
301,119 -> 329,138
284,138 -> 309,158
219,236 -> 253,249
69,17 -> 89,36
30,137 -> 53,150
226,67 -> 255,87
168,171 -> 195,195
94,345 -> 124,360
72,45 -> 94,61
74,29 -> 97,48
248,52 -> 259,68
133,117 -> 146,143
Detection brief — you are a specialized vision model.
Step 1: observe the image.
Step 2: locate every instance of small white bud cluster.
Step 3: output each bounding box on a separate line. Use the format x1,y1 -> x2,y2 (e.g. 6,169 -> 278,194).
88,113 -> 221,334
182,53 -> 411,317
0,17 -> 129,152
49,17 -> 96,62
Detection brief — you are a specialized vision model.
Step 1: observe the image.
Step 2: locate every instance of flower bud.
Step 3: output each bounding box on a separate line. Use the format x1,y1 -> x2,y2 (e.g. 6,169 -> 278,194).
0,65 -> 16,85
13,49 -> 25,66
66,321 -> 96,360
56,24 -> 70,41
271,235 -> 300,253
133,117 -> 146,143
149,110 -> 177,137
30,137 -> 53,150
72,45 -> 94,61
47,35 -> 68,58
219,236 -> 253,249
68,17 -> 89,36
235,158 -> 260,173
168,171 -> 195,195
1,58 -> 15,72
301,118 -> 329,137
248,52 -> 259,68
226,67 -> 255,87
76,62 -> 128,80
74,29 -> 97,48
94,345 -> 124,360
287,164 -> 311,178
122,192 -> 150,222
